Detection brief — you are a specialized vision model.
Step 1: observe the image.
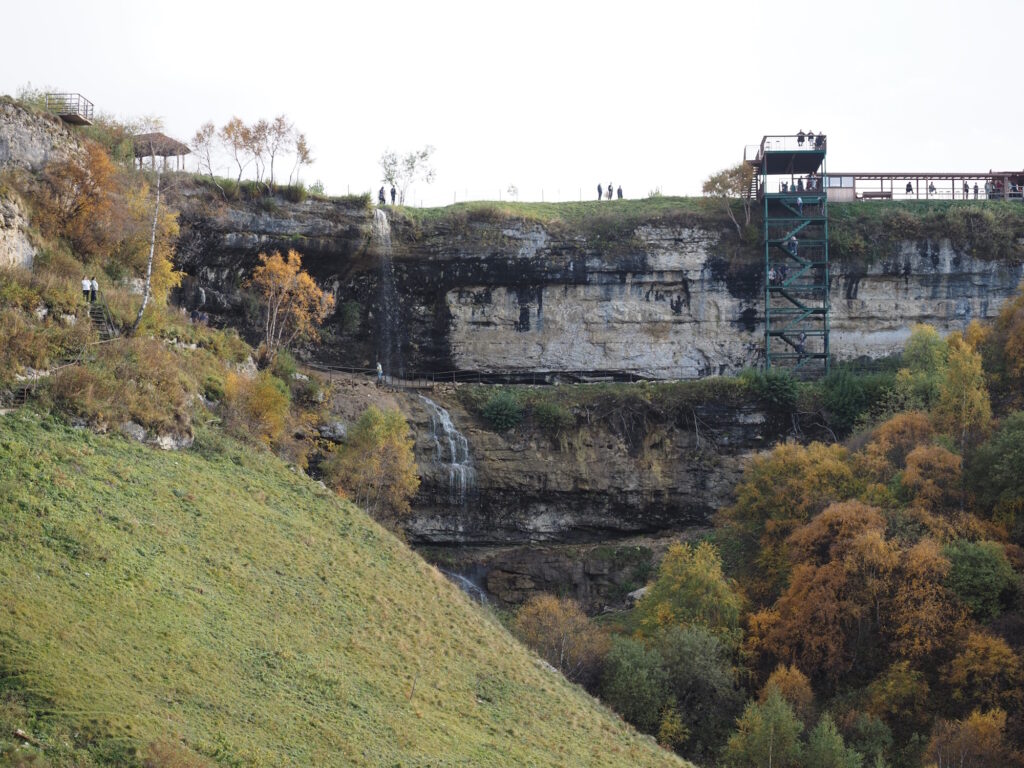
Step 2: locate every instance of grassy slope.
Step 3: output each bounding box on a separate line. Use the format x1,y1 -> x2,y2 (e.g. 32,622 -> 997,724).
0,412 -> 685,767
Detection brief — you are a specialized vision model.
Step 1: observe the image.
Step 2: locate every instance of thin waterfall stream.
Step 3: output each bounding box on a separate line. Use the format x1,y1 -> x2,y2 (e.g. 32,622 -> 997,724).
373,208 -> 404,380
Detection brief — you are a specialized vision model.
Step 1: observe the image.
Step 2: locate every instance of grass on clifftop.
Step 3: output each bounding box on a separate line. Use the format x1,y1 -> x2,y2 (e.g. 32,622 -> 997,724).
0,412 -> 685,768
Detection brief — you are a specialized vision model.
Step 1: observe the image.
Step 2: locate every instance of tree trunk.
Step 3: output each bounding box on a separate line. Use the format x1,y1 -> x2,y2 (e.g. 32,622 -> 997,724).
131,167 -> 162,334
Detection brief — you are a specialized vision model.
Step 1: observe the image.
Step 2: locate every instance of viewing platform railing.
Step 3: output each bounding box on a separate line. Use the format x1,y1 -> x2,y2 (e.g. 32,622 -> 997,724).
44,93 -> 94,124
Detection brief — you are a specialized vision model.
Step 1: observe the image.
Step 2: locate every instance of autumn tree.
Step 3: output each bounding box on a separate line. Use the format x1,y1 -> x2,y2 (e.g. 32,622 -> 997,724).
944,631 -> 1023,712
223,370 -> 291,444
321,407 -> 420,521
219,116 -> 252,182
883,539 -> 960,662
379,145 -> 436,205
512,594 -> 608,686
723,688 -> 804,768
247,118 -> 270,183
857,411 -> 935,481
718,442 -> 861,601
191,121 -> 217,177
247,249 -> 334,362
965,411 -> 1024,518
901,444 -> 963,513
933,333 -> 992,447
926,709 -> 1010,768
634,541 -> 743,648
266,114 -> 293,186
702,162 -> 757,238
289,132 -> 313,187
760,664 -> 815,726
34,141 -> 119,259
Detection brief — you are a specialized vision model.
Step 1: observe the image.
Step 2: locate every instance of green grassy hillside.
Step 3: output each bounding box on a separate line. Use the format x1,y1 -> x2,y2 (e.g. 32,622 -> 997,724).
0,412 -> 685,767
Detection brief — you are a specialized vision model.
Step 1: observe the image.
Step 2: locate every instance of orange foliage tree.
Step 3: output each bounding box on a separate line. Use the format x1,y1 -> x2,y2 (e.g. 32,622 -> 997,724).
718,442 -> 861,601
34,141 -> 119,259
944,631 -> 1023,713
934,334 -> 992,447
512,594 -> 609,685
759,664 -> 815,725
247,249 -> 334,363
902,444 -> 963,513
883,539 -> 961,662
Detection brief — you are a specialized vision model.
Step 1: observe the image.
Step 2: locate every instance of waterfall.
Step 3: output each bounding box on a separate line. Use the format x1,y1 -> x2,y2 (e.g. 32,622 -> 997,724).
419,395 -> 475,504
440,568 -> 489,604
373,208 -> 404,379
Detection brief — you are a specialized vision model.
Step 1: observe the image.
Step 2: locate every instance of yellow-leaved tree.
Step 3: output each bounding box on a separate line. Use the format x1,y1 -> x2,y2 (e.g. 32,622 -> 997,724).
933,333 -> 991,448
247,249 -> 334,363
321,406 -> 420,523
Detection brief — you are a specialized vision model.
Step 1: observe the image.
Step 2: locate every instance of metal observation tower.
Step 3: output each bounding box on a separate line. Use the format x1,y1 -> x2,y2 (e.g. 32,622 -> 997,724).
745,134 -> 830,375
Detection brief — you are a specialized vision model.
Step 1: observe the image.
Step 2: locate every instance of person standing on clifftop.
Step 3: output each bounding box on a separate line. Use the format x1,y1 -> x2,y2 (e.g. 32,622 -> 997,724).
606,183 -> 613,200
378,187 -> 386,206
390,186 -> 396,205
597,183 -> 603,201
617,185 -> 623,199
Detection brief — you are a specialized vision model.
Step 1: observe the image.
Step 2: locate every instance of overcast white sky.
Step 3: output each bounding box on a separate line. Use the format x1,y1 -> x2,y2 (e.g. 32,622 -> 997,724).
4,0 -> 1022,206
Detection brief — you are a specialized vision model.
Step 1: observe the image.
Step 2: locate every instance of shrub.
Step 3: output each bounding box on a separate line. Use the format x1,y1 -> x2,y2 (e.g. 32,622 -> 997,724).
203,375 -> 225,402
320,406 -> 420,521
481,390 -> 524,432
821,368 -> 896,433
223,371 -> 290,444
740,368 -> 798,411
279,184 -> 307,203
532,400 -> 574,434
270,348 -> 298,380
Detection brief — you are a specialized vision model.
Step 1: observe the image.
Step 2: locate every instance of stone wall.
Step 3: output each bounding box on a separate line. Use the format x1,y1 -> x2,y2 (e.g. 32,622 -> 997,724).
0,100 -> 81,173
0,192 -> 35,268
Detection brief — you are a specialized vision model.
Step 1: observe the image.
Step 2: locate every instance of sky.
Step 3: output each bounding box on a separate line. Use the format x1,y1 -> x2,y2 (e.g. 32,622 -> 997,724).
5,0 -> 1023,207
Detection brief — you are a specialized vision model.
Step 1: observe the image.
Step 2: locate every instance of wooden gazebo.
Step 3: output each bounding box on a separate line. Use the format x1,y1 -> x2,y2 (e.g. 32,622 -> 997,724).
132,132 -> 191,170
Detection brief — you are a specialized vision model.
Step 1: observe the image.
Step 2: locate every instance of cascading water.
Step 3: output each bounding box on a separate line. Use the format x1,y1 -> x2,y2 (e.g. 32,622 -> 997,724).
439,567 -> 489,605
373,208 -> 404,379
419,395 -> 475,504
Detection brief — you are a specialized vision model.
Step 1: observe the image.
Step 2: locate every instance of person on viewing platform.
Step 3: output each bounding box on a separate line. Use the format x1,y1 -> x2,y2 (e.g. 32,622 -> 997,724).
617,185 -> 623,199
797,178 -> 804,193
974,182 -> 979,199
797,129 -> 805,146
815,134 -> 825,149
906,182 -> 914,195
963,181 -> 970,198
782,181 -> 788,193
597,183 -> 603,201
806,131 -> 815,146
928,182 -> 937,196
82,277 -> 91,302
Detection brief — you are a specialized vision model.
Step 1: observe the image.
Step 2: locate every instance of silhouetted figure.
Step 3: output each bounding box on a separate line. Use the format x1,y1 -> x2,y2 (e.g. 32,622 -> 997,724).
814,134 -> 825,149
89,277 -> 98,303
797,129 -> 805,146
963,181 -> 970,199
797,178 -> 804,193
928,182 -> 936,196
378,187 -> 386,205
390,186 -> 396,205
806,130 -> 815,147
617,185 -> 623,200
797,332 -> 807,357
974,183 -> 979,199
906,182 -> 914,195
796,196 -> 803,215
597,184 -> 603,201
606,182 -> 613,200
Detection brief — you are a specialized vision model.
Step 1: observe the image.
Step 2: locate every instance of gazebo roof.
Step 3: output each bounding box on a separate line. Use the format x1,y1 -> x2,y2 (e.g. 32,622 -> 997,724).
132,132 -> 191,158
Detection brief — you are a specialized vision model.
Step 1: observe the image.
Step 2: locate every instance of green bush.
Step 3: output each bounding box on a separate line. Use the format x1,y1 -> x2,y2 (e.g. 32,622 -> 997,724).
271,349 -> 298,380
943,540 -> 1018,621
741,368 -> 798,411
481,390 -> 524,432
203,375 -> 225,402
821,369 -> 896,433
600,636 -> 670,735
532,400 -> 574,434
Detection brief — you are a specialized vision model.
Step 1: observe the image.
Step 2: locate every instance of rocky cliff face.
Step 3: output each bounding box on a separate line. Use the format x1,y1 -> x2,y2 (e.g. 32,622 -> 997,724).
0,192 -> 35,268
0,100 -> 81,173
174,197 -> 1024,379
